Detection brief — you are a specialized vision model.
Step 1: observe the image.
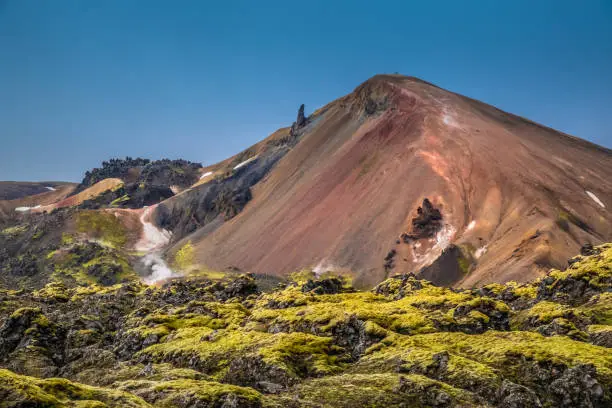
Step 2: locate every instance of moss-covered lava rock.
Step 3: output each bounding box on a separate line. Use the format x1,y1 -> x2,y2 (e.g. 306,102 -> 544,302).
0,244 -> 610,407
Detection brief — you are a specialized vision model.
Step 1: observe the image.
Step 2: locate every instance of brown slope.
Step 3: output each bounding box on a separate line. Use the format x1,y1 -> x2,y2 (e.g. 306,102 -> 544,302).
0,183 -> 76,221
181,74 -> 612,287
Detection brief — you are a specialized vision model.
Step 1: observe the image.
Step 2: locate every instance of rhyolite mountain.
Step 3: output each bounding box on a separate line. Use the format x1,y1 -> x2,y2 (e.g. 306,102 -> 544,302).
157,74 -> 612,287
1,74 -> 611,289
0,74 -> 611,408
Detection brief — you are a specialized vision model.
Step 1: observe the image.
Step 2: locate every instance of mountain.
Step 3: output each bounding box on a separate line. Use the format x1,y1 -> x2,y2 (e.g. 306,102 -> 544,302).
0,74 -> 611,407
0,181 -> 75,201
1,74 -> 611,290
158,74 -> 612,287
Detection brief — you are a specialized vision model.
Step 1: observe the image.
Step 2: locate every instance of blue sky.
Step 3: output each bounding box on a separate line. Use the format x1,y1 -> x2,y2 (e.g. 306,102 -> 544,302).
1,0 -> 611,182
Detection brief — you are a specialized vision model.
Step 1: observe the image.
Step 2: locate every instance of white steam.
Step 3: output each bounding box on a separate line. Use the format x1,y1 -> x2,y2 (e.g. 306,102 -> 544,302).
136,205 -> 181,284
141,253 -> 181,284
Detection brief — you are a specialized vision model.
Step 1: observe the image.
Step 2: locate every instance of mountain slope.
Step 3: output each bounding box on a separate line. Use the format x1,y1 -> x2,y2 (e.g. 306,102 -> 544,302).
168,75 -> 611,287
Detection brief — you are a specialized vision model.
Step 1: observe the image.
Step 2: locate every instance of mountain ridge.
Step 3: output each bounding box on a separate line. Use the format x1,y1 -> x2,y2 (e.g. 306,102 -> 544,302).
1,74 -> 611,289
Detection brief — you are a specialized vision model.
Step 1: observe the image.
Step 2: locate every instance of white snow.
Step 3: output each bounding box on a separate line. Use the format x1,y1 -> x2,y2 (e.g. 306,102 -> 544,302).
435,224 -> 455,250
412,224 -> 457,267
199,171 -> 213,180
45,186 -> 56,191
475,246 -> 488,259
586,191 -> 606,208
233,157 -> 256,170
14,205 -> 41,212
466,220 -> 476,231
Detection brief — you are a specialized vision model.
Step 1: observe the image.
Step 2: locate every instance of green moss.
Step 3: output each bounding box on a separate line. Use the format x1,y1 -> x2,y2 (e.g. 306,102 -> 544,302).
253,290 -> 434,335
289,269 -> 316,284
550,244 -> 612,285
61,233 -> 75,245
1,225 -> 28,236
174,241 -> 195,271
0,368 -> 151,407
263,373 -> 477,408
468,310 -> 490,323
118,379 -> 260,407
76,211 -> 127,248
10,306 -> 41,319
139,327 -> 343,380
110,194 -> 130,206
366,331 -> 612,379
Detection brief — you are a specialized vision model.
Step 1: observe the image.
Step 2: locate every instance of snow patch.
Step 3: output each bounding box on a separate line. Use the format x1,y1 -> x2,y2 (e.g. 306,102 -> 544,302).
45,186 -> 56,191
586,191 -> 605,208
15,205 -> 41,212
475,246 -> 488,259
233,157 -> 256,170
412,224 -> 457,267
435,224 -> 455,250
466,220 -> 476,231
200,171 -> 213,180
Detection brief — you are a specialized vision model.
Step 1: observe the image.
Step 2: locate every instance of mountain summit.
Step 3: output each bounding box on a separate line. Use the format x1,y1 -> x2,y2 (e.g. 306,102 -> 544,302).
159,74 -> 611,287
1,75 -> 611,289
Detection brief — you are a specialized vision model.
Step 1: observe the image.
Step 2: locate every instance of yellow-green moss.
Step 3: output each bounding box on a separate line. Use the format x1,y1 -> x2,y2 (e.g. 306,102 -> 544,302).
109,195 -> 130,206
61,233 -> 75,246
118,378 -> 260,407
253,290 -> 434,335
174,241 -> 195,271
76,211 -> 127,248
263,373 -> 477,408
365,331 -> 612,380
0,368 -> 151,407
1,225 -> 28,236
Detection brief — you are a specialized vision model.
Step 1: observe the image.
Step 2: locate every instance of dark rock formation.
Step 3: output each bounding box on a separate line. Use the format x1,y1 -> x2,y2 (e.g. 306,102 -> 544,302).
296,104 -> 306,127
72,157 -> 202,197
290,104 -> 308,136
383,249 -> 397,273
301,278 -> 344,295
497,380 -> 542,408
155,147 -> 288,241
401,198 -> 443,242
417,245 -> 471,287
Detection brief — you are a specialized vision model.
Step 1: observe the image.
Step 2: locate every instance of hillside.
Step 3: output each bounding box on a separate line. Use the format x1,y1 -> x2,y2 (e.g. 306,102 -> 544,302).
0,74 -> 611,407
2,75 -> 611,289
160,75 -> 611,287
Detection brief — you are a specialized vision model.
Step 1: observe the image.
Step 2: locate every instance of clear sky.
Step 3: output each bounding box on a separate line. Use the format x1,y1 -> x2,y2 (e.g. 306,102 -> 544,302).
1,0 -> 611,182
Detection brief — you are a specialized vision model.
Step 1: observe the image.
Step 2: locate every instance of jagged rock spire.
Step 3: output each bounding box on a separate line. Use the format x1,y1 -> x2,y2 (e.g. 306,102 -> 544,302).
290,104 -> 307,136
296,104 -> 306,127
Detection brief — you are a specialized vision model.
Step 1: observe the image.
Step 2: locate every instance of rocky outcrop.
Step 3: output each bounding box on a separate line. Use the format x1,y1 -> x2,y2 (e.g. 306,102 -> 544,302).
401,198 -> 443,242
290,104 -> 308,136
301,277 -> 344,295
0,245 -> 610,407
